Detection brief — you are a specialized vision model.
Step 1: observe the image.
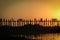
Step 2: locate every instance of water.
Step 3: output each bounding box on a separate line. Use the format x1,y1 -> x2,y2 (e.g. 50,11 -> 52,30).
20,33 -> 60,40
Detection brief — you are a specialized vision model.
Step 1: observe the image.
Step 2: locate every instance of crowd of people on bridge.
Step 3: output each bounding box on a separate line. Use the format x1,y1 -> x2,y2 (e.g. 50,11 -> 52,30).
0,18 -> 60,27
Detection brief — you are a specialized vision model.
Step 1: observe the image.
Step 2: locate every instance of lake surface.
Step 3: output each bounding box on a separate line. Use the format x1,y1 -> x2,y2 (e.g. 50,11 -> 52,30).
20,33 -> 60,40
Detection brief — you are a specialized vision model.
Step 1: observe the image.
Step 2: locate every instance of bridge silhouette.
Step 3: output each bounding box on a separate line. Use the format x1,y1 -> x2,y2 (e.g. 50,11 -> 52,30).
0,18 -> 60,27
1,18 -> 60,40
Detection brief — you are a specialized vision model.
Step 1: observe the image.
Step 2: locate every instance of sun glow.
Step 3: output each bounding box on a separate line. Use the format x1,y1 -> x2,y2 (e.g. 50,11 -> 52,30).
55,35 -> 60,40
57,11 -> 60,17
56,10 -> 60,20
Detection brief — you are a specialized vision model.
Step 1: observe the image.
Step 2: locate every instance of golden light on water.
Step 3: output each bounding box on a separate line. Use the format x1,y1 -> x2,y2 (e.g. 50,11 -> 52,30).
57,37 -> 60,40
19,34 -> 60,40
55,34 -> 60,40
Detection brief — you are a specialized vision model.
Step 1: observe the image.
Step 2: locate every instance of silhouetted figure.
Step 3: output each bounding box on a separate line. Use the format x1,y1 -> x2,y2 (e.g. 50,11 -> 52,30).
50,20 -> 52,27
26,20 -> 29,25
0,18 -> 2,22
8,19 -> 12,26
0,18 -> 2,26
11,18 -> 14,26
22,19 -> 25,26
6,19 -> 8,26
31,19 -> 33,25
13,20 -> 16,27
34,18 -> 37,25
57,21 -> 59,26
51,19 -> 57,26
45,19 -> 48,26
17,19 -> 20,26
3,18 -> 6,26
38,19 -> 41,26
43,19 -> 48,26
17,19 -> 23,26
40,18 -> 43,26
29,19 -> 32,24
47,20 -> 50,26
43,19 -> 45,26
40,18 -> 43,21
50,19 -> 54,27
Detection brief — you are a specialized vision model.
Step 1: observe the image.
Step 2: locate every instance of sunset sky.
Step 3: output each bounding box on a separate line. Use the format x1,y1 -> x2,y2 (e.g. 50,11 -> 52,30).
0,0 -> 60,20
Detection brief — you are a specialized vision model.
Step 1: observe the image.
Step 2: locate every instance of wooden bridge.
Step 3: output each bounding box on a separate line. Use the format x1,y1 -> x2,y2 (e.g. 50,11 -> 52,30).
0,18 -> 60,27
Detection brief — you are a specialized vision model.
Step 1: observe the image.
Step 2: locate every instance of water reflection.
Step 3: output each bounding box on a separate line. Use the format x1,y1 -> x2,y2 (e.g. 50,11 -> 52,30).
20,33 -> 60,40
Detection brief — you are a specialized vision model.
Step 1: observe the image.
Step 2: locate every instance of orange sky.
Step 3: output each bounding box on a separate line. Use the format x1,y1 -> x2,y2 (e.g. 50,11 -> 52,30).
0,0 -> 60,20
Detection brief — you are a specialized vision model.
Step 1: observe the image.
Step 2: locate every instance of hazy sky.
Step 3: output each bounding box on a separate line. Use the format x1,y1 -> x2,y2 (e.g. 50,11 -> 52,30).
0,0 -> 60,19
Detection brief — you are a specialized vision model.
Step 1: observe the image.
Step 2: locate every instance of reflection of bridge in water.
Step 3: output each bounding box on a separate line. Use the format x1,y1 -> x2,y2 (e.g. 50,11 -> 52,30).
0,18 -> 60,27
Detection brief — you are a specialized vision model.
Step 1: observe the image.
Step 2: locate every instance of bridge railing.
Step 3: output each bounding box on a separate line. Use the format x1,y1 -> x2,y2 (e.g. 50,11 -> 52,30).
0,18 -> 60,27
